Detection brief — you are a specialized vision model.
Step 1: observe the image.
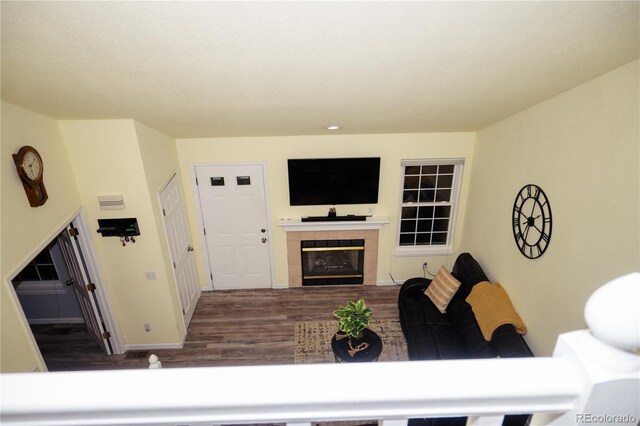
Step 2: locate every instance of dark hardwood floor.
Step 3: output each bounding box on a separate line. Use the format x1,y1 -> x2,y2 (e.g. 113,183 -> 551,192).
33,285 -> 402,371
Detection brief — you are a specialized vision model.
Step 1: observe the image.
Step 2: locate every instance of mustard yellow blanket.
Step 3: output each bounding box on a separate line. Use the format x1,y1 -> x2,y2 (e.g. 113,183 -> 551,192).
466,281 -> 527,341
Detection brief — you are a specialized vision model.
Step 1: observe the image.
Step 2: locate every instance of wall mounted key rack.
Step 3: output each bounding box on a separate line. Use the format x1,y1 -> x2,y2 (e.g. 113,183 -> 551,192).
97,218 -> 140,246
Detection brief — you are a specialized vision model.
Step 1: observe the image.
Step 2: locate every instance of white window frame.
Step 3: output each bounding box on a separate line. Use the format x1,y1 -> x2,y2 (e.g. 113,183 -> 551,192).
395,158 -> 464,256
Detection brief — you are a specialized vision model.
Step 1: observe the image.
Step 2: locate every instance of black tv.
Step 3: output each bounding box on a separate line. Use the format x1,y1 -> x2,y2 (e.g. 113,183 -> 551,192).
287,157 -> 381,206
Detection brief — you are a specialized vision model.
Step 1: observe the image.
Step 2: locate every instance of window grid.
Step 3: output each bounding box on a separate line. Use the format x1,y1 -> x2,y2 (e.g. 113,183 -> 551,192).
398,161 -> 462,252
14,250 -> 59,282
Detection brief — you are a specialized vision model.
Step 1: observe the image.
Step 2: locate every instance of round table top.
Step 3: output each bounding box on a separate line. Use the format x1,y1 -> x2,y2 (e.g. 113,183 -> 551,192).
330,328 -> 383,362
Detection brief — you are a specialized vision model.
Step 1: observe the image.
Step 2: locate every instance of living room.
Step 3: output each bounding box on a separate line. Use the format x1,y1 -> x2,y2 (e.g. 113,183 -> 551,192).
1,1 -> 638,379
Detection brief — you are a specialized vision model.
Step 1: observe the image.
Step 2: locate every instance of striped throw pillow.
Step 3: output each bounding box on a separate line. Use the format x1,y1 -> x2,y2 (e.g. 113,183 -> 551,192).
424,266 -> 461,314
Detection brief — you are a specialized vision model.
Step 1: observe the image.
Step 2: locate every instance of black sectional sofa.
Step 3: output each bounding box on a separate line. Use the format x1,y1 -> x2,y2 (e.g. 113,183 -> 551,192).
398,252 -> 533,426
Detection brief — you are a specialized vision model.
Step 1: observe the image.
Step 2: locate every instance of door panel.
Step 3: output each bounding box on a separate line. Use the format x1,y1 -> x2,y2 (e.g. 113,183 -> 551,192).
58,226 -> 111,354
196,164 -> 272,289
159,174 -> 201,326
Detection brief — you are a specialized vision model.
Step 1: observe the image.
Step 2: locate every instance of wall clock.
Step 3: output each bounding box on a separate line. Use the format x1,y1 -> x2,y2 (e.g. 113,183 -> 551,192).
512,184 -> 552,259
12,145 -> 48,207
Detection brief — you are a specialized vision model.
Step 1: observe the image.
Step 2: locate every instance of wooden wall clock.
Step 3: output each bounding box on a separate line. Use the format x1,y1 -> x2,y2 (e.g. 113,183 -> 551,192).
12,145 -> 48,207
512,184 -> 552,259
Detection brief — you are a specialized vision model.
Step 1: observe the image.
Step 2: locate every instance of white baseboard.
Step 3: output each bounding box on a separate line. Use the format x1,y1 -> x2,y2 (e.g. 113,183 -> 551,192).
28,318 -> 85,325
376,280 -> 403,286
273,281 -> 401,288
124,343 -> 184,351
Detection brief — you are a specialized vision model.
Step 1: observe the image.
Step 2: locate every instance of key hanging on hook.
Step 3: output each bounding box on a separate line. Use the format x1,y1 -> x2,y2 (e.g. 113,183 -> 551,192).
120,236 -> 126,247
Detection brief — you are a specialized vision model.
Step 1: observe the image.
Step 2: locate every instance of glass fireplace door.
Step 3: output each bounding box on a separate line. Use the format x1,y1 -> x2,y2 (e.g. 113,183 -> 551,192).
301,239 -> 365,286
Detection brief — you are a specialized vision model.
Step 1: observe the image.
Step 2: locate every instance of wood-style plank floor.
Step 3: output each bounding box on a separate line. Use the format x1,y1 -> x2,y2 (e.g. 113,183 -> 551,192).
33,285 -> 402,371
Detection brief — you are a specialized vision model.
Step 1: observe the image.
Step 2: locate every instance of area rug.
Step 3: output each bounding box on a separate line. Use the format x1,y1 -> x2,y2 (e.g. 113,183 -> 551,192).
294,319 -> 409,364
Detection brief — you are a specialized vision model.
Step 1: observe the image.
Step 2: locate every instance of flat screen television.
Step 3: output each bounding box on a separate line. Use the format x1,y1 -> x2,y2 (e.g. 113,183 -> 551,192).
287,157 -> 381,206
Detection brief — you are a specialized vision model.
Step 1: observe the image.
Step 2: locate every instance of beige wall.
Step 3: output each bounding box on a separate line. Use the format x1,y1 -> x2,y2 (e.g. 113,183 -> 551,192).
461,60 -> 640,356
175,133 -> 476,288
1,102 -> 83,372
135,121 -> 186,338
59,120 -> 184,346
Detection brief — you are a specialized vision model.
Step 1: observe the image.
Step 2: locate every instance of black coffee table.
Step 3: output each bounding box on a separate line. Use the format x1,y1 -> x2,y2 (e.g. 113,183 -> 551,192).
331,328 -> 383,362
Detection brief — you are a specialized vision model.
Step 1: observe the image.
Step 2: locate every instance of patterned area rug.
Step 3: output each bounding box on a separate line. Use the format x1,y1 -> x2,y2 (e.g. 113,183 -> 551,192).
294,319 -> 409,364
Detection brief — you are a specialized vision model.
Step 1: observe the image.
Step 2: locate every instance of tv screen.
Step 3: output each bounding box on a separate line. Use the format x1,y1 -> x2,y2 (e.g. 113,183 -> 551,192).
288,157 -> 381,206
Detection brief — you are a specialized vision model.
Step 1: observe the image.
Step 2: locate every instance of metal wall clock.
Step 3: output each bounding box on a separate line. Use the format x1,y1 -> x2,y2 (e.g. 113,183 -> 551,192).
512,184 -> 552,259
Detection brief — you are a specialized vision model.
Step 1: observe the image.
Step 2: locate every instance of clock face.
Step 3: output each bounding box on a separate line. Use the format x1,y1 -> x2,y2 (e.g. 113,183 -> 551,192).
20,149 -> 43,182
512,184 -> 552,259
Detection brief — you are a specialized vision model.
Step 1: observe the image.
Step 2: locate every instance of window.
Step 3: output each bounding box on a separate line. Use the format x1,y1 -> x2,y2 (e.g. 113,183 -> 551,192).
13,246 -> 59,284
396,158 -> 464,255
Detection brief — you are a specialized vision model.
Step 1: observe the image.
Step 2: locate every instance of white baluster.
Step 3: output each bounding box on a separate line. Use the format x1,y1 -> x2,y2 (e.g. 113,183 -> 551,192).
148,354 -> 162,369
379,419 -> 409,426
466,415 -> 504,425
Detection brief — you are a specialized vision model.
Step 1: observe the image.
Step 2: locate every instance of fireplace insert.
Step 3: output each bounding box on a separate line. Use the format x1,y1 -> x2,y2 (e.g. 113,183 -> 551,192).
301,239 -> 365,286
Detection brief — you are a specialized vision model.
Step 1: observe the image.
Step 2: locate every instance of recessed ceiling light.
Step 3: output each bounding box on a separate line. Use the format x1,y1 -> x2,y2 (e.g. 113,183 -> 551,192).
326,125 -> 340,131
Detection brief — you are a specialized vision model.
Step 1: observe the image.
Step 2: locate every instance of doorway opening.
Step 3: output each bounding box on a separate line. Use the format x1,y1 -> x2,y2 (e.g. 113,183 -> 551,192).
9,212 -> 122,370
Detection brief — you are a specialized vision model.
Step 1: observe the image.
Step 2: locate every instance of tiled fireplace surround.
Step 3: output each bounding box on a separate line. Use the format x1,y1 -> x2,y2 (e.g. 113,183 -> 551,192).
279,217 -> 388,287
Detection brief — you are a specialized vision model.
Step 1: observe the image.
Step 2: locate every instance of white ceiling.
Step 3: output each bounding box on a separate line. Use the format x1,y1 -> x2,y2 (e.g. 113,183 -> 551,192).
1,1 -> 638,139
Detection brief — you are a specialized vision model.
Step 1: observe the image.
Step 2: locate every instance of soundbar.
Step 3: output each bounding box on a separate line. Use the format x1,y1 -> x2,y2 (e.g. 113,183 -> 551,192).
301,215 -> 368,222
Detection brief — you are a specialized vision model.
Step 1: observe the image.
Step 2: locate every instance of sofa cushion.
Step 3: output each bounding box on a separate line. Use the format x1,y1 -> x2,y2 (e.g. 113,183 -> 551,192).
451,252 -> 489,299
454,307 -> 495,358
424,266 -> 461,313
408,297 -> 465,360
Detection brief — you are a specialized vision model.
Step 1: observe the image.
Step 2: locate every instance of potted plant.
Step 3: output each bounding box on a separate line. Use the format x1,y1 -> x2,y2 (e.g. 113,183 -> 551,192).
332,299 -> 382,361
333,298 -> 373,340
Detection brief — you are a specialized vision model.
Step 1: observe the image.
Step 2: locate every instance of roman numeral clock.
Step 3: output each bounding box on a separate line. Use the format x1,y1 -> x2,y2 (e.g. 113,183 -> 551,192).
512,184 -> 552,259
12,145 -> 48,207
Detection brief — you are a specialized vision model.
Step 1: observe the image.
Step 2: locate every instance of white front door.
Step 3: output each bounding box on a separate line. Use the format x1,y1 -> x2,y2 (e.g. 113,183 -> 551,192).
195,163 -> 272,289
159,173 -> 201,325
58,224 -> 111,354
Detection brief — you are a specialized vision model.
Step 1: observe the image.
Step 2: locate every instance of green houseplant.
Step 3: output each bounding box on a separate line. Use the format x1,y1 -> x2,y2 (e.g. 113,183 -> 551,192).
333,299 -> 373,340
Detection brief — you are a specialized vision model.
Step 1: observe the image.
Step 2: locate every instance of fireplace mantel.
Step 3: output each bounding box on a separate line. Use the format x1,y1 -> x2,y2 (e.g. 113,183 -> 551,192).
277,216 -> 389,232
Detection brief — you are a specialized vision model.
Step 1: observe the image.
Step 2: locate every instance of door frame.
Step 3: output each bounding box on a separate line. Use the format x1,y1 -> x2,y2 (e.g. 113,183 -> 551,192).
189,161 -> 276,290
5,208 -> 124,365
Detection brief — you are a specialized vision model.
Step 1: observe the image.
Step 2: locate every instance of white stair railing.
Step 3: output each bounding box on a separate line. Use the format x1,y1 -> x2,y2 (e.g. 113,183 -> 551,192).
0,357 -> 582,426
1,273 -> 638,426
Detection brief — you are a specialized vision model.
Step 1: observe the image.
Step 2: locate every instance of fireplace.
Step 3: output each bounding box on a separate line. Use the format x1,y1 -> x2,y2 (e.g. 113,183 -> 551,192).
301,239 -> 365,286
279,218 -> 388,287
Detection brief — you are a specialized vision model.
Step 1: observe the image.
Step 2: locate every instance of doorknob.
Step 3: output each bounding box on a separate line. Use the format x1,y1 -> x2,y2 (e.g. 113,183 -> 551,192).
261,228 -> 266,233
65,279 -> 74,287
187,245 -> 194,252
262,237 -> 267,243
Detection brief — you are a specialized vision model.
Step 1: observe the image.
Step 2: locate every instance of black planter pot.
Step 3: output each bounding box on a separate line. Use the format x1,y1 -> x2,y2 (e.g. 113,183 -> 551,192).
331,328 -> 383,362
